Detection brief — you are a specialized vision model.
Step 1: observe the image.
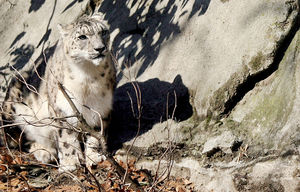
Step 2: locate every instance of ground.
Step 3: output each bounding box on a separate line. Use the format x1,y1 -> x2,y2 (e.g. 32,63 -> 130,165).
0,147 -> 195,192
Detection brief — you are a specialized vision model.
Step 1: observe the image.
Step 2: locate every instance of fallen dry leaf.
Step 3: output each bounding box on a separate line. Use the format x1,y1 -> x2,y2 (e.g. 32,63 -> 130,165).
1,154 -> 13,164
13,156 -> 23,164
0,164 -> 7,171
98,160 -> 112,169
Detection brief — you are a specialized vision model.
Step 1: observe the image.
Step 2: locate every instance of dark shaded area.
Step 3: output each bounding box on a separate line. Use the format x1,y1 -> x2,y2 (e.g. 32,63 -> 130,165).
37,29 -> 52,48
98,0 -> 211,80
188,0 -> 210,19
108,75 -> 193,150
37,0 -> 57,50
9,31 -> 26,49
28,0 -> 46,13
221,8 -> 300,116
61,0 -> 83,14
26,44 -> 57,91
10,44 -> 35,70
206,147 -> 221,158
0,64 -> 12,94
231,141 -> 243,152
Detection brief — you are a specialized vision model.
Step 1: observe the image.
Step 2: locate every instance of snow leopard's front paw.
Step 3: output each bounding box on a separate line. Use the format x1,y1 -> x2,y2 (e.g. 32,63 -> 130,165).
29,143 -> 57,163
58,163 -> 78,173
58,149 -> 83,172
85,148 -> 106,168
58,156 -> 82,172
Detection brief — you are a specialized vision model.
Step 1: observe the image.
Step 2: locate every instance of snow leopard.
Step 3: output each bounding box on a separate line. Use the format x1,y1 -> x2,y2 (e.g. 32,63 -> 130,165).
2,13 -> 116,171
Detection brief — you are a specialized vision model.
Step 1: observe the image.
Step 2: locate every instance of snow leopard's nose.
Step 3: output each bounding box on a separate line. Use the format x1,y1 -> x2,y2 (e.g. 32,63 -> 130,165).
95,47 -> 106,54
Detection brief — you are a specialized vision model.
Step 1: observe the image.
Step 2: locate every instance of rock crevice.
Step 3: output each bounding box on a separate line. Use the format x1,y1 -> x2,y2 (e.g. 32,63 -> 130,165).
210,2 -> 300,118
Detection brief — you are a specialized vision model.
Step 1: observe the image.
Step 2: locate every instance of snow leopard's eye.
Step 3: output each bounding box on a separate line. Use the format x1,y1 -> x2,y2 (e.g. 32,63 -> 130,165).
78,35 -> 87,40
101,30 -> 108,37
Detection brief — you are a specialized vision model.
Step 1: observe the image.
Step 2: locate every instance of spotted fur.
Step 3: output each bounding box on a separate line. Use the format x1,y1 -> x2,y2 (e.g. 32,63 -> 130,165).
3,14 -> 116,171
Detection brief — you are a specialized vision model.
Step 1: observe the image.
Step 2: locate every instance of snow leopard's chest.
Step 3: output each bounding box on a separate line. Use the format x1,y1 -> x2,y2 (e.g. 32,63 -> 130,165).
55,73 -> 113,127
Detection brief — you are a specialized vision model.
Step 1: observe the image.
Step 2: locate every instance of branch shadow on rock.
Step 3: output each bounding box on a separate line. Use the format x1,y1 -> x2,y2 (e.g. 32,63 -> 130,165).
108,75 -> 193,151
10,44 -> 35,70
98,0 -> 211,80
28,0 -> 46,13
61,0 -> 84,14
1,0 -> 57,100
26,44 -> 57,91
9,31 -> 26,49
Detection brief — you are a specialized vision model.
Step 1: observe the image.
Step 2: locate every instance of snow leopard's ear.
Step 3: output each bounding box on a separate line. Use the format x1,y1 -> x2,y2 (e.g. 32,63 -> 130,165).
57,24 -> 70,37
91,13 -> 109,30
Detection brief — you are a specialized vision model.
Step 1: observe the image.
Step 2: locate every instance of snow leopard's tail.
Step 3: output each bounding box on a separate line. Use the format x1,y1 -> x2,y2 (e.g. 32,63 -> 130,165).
0,71 -> 31,147
2,71 -> 30,119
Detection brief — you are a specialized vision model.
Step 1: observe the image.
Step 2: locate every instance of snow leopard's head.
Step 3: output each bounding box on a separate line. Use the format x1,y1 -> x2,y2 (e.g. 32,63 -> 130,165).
58,13 -> 110,66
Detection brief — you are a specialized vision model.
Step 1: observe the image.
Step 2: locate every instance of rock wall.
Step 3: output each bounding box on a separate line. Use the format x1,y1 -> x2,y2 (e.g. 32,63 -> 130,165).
0,0 -> 299,191
100,0 -> 300,190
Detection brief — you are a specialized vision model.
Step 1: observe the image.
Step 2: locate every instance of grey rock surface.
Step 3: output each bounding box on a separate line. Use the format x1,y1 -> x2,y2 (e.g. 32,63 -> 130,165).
130,155 -> 300,191
202,131 -> 239,154
230,29 -> 300,150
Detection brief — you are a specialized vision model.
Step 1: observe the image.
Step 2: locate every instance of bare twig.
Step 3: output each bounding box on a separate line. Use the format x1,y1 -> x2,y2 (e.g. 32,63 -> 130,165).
28,148 -> 59,166
56,171 -> 87,192
121,61 -> 144,186
105,153 -> 141,191
18,173 -> 32,192
236,144 -> 249,162
58,83 -> 100,133
0,110 -> 16,161
10,65 -> 40,96
84,164 -> 105,192
148,90 -> 178,191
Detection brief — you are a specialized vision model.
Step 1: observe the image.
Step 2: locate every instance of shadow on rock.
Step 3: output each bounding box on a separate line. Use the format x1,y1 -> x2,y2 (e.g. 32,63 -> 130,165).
37,29 -> 52,48
10,44 -> 35,70
61,0 -> 84,14
28,0 -> 46,13
9,31 -> 26,49
98,0 -> 211,80
26,44 -> 57,90
108,75 -> 193,150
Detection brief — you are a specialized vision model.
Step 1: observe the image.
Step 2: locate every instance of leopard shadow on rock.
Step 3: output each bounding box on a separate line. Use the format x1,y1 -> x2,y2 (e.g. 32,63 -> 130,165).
108,75 -> 193,150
